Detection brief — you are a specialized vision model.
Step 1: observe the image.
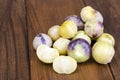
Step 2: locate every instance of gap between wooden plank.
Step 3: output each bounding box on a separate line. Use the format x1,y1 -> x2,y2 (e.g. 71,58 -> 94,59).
24,0 -> 31,80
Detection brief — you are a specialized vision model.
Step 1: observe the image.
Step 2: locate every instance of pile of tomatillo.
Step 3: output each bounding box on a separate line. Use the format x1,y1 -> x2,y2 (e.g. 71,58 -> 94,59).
33,6 -> 115,74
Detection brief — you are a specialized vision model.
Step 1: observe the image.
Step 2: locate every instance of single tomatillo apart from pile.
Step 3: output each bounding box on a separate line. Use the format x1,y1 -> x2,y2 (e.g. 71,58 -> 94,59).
80,6 -> 103,23
59,20 -> 77,38
53,38 -> 70,55
72,30 -> 91,45
97,33 -> 115,46
48,25 -> 60,41
53,56 -> 77,74
92,41 -> 115,64
84,19 -> 104,39
64,15 -> 84,30
36,44 -> 59,63
33,33 -> 53,50
67,38 -> 91,63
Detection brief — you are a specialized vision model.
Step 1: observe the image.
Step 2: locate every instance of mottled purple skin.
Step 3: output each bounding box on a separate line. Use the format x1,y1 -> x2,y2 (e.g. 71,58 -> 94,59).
85,21 -> 104,39
37,34 -> 46,44
93,21 -> 104,38
68,38 -> 91,56
98,21 -> 103,27
65,15 -> 84,30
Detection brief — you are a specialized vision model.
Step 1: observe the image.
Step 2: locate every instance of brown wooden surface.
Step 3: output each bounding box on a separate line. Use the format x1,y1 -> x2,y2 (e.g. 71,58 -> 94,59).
0,0 -> 120,80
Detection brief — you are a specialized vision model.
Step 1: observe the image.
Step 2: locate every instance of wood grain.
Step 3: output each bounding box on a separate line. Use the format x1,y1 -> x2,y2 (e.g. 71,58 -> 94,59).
0,0 -> 120,80
0,0 -> 30,80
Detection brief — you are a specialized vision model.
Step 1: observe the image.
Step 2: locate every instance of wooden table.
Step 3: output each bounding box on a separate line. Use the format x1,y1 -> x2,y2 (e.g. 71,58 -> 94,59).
0,0 -> 120,80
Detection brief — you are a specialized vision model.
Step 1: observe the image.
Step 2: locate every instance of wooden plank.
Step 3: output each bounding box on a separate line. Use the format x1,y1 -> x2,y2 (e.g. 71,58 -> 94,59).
0,32 -> 8,80
83,0 -> 120,80
0,0 -> 30,80
27,0 -> 115,80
